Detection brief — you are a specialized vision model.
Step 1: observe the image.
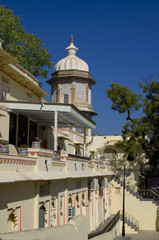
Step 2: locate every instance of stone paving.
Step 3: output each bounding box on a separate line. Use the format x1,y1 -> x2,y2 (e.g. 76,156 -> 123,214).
126,230 -> 159,240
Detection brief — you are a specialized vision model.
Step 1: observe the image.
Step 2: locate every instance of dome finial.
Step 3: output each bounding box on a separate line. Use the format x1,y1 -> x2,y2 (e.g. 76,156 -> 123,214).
70,34 -> 73,43
66,35 -> 78,56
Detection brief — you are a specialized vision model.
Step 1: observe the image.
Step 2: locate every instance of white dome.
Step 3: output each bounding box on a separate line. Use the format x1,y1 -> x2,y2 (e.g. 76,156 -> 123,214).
54,37 -> 89,72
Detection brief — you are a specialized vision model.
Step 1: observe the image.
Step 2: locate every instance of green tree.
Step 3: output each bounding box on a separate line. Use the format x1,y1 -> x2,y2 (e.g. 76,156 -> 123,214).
106,80 -> 159,169
0,4 -> 53,78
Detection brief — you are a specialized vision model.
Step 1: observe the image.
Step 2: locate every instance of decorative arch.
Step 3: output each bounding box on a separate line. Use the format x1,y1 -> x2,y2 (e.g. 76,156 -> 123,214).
39,205 -> 47,228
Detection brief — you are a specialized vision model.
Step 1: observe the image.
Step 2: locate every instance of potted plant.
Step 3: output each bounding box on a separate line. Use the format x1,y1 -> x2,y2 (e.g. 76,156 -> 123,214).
19,144 -> 28,155
32,137 -> 41,148
68,196 -> 73,206
53,150 -> 61,159
82,192 -> 86,206
60,200 -> 63,216
8,210 -> 17,228
76,194 -> 80,208
0,140 -> 9,153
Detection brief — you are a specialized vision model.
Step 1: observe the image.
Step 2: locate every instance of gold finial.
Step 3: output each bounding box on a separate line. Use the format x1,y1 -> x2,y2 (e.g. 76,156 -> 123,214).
70,34 -> 73,43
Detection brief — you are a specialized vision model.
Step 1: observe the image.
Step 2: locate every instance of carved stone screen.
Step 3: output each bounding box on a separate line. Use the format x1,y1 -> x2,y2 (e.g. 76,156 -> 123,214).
61,84 -> 71,94
76,83 -> 85,102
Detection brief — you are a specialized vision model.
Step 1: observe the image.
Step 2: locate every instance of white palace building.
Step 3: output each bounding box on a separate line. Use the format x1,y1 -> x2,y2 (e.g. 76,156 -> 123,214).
0,37 -> 158,240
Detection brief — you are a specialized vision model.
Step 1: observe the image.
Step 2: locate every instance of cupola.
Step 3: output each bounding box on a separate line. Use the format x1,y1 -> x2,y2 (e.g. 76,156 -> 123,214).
54,35 -> 89,72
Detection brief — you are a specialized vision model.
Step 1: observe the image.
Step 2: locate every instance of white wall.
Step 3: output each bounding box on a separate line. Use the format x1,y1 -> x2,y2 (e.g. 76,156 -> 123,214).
111,179 -> 158,230
0,215 -> 88,240
0,72 -> 40,102
0,182 -> 35,232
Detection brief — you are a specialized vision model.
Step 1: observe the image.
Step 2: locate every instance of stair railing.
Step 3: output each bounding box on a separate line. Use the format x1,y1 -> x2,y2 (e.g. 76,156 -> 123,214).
120,210 -> 139,230
88,210 -> 120,239
113,171 -> 137,194
152,187 -> 159,194
137,188 -> 159,202
113,172 -> 159,204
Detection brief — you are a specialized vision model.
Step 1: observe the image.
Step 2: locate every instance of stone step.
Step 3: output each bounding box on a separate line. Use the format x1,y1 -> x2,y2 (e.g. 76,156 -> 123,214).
113,177 -> 159,206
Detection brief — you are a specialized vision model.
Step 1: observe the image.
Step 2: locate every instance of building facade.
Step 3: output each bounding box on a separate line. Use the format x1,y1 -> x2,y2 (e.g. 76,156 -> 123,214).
0,38 -> 114,234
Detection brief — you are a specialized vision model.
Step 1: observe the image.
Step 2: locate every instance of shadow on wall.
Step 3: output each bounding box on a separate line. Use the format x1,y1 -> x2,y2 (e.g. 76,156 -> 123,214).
0,215 -> 88,240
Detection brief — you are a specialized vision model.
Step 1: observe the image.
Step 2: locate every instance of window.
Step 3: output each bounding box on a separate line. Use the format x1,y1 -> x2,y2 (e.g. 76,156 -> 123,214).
64,94 -> 69,104
76,179 -> 81,189
9,113 -> 17,145
76,128 -> 84,134
1,76 -> 9,100
29,121 -> 37,146
18,114 -> 28,147
1,89 -> 6,100
39,183 -> 50,196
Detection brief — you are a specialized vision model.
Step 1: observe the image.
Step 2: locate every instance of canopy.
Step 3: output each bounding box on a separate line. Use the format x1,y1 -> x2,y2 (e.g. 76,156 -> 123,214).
0,101 -> 96,129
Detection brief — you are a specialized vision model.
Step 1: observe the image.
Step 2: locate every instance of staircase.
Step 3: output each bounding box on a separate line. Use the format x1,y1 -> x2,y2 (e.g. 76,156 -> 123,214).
114,176 -> 159,206
88,211 -> 120,239
111,177 -> 158,230
120,210 -> 139,232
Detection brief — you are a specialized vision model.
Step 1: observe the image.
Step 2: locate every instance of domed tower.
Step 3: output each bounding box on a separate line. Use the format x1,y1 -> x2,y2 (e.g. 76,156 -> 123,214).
47,36 -> 97,121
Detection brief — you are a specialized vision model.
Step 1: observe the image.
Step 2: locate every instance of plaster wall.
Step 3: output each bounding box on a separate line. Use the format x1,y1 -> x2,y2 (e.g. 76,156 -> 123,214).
0,108 -> 9,141
58,129 -> 84,155
0,182 -> 35,232
90,218 -> 120,240
0,215 -> 88,240
0,156 -> 36,171
0,72 -> 40,102
87,135 -> 123,154
0,149 -> 113,233
111,179 -> 158,230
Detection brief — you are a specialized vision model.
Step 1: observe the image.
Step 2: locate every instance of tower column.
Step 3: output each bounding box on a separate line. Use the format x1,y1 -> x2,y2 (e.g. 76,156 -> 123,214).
71,83 -> 76,103
54,110 -> 58,151
57,84 -> 61,103
86,84 -> 88,103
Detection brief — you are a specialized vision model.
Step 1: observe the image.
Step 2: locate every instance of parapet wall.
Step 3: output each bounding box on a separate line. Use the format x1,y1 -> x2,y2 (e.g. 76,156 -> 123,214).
90,219 -> 120,240
0,215 -> 88,240
111,179 -> 158,230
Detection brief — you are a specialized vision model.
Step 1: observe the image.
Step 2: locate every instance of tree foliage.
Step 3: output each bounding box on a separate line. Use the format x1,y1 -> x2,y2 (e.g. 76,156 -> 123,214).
106,80 -> 159,169
0,4 -> 53,78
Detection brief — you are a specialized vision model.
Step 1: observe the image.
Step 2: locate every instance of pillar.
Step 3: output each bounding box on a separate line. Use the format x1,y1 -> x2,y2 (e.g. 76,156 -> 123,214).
54,110 -> 58,151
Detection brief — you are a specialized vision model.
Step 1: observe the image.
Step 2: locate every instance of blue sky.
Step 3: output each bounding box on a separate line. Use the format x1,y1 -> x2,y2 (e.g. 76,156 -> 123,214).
1,0 -> 159,135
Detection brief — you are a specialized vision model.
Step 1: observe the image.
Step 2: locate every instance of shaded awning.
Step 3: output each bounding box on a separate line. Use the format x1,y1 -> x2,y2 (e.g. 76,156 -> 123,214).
0,101 -> 96,129
0,171 -> 29,183
18,171 -> 42,180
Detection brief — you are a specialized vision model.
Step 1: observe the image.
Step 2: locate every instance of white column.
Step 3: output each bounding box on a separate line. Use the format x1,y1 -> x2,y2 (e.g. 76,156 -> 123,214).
83,128 -> 86,157
54,110 -> 58,151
